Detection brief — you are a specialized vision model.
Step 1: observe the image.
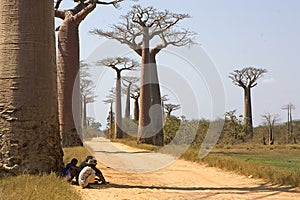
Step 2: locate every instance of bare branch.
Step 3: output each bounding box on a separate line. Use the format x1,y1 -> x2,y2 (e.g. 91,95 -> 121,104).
229,67 -> 267,89
54,0 -> 63,9
95,57 -> 140,73
91,5 -> 194,56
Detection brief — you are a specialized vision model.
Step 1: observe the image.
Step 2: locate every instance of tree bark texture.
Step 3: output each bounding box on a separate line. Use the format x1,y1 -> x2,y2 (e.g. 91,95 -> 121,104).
115,73 -> 123,139
0,0 -> 63,175
244,87 -> 253,137
124,82 -> 132,119
138,30 -> 152,144
149,53 -> 163,146
138,29 -> 164,146
133,98 -> 139,121
56,3 -> 96,147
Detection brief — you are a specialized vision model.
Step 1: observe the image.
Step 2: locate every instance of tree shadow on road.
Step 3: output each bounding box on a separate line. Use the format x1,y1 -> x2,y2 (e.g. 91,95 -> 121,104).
89,182 -> 299,194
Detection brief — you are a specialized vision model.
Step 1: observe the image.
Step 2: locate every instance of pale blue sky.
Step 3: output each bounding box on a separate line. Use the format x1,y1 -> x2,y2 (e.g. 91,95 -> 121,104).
56,0 -> 300,127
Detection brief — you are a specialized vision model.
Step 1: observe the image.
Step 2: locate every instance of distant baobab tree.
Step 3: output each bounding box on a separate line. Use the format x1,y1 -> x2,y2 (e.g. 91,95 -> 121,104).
229,67 -> 267,138
122,76 -> 139,119
96,57 -> 139,139
164,103 -> 181,118
130,85 -> 140,121
103,88 -> 115,138
80,61 -> 96,128
281,103 -> 296,143
91,5 -> 195,146
261,113 -> 279,145
161,95 -> 169,120
54,0 -> 123,147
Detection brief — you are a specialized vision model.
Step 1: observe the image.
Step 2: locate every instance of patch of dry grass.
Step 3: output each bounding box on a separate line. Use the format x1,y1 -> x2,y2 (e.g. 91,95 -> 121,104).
0,146 -> 92,200
63,146 -> 92,164
0,173 -> 80,200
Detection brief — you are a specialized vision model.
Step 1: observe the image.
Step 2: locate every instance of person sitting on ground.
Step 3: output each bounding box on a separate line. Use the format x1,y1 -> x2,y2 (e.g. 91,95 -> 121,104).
78,156 -> 108,184
78,156 -> 94,170
62,158 -> 80,182
78,159 -> 97,188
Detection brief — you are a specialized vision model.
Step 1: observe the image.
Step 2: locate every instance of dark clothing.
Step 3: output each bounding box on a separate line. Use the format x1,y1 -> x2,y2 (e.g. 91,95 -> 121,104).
62,163 -> 75,177
62,163 -> 79,182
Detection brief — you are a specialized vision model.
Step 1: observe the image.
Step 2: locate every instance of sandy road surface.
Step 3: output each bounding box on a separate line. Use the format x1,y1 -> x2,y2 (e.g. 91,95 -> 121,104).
75,137 -> 299,200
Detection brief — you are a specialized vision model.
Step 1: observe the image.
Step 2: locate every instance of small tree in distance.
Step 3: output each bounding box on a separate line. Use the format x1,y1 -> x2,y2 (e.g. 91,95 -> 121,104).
261,113 -> 279,145
130,85 -> 140,121
103,88 -> 115,138
229,67 -> 267,138
80,61 -> 97,128
164,103 -> 181,118
122,76 -> 139,119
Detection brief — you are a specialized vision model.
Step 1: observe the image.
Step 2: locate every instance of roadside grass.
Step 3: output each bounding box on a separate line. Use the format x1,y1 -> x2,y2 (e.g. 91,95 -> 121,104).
0,146 -> 91,200
114,137 -> 300,187
0,173 -> 80,200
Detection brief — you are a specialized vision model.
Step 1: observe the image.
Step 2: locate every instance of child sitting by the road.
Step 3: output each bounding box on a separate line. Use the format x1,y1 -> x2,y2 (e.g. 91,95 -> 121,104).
78,159 -> 97,188
62,158 -> 80,182
78,156 -> 108,185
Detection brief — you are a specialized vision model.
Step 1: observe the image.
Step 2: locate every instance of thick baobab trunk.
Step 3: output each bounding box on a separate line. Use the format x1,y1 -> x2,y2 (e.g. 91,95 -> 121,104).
244,87 -> 253,137
124,82 -> 132,119
115,73 -> 123,139
149,54 -> 164,146
138,29 -> 153,144
57,12 -> 82,147
134,97 -> 140,121
56,3 -> 96,147
268,127 -> 274,145
0,0 -> 63,174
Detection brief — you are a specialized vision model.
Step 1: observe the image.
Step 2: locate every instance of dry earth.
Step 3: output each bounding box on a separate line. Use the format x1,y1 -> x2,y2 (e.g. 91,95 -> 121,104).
75,137 -> 299,200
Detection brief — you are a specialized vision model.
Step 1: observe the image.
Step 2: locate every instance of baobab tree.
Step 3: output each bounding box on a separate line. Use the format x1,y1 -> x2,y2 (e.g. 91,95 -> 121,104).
229,67 -> 267,138
103,89 -> 115,138
122,76 -> 139,119
281,103 -> 296,143
161,95 -> 169,120
54,0 -> 123,147
130,85 -> 140,121
164,103 -> 181,118
91,5 -> 195,146
80,62 -> 96,128
261,113 -> 279,145
96,57 -> 139,139
0,1 -> 63,174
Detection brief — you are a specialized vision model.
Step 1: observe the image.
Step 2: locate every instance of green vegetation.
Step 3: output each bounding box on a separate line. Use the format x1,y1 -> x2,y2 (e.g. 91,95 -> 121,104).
0,146 -> 91,200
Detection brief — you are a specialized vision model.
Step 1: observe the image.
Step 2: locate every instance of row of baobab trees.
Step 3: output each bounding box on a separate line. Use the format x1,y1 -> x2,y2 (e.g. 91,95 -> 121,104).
0,0 -> 195,175
0,0 -> 294,176
67,1 -> 196,147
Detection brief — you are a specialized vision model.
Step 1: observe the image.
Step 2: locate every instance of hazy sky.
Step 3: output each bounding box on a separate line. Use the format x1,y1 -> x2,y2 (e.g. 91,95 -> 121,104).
56,0 -> 300,127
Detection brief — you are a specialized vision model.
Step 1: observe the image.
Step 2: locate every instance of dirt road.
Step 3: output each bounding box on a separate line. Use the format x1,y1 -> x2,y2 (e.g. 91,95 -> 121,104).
75,137 -> 299,200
